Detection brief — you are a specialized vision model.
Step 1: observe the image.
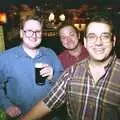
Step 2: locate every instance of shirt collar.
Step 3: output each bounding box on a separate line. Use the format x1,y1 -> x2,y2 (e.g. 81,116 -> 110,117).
105,54 -> 116,70
15,45 -> 43,58
87,54 -> 116,74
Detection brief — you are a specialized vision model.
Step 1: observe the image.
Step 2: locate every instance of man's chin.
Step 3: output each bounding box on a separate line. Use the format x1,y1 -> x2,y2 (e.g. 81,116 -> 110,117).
94,57 -> 109,62
66,47 -> 77,50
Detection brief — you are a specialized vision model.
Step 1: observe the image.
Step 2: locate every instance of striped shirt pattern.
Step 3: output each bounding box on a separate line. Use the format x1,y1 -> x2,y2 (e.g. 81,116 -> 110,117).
43,56 -> 120,120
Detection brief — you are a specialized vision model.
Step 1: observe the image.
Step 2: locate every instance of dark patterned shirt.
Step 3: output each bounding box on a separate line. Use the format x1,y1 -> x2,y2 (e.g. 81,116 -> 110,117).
58,46 -> 88,69
43,55 -> 120,120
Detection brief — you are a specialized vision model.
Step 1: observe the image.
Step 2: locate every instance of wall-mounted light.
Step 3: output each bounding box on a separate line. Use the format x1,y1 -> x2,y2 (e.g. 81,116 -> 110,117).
0,13 -> 7,23
59,14 -> 65,21
48,12 -> 55,22
74,23 -> 86,31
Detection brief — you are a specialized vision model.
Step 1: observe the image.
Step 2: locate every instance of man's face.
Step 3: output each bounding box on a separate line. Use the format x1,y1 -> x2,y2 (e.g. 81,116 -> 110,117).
20,19 -> 42,49
84,22 -> 115,61
59,26 -> 80,50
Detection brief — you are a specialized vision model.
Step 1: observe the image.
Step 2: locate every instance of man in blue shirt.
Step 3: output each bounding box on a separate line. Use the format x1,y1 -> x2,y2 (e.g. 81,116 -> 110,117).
0,15 -> 63,119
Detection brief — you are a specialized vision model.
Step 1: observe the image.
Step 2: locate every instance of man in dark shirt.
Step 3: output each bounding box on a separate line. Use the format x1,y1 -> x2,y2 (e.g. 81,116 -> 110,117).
58,24 -> 88,69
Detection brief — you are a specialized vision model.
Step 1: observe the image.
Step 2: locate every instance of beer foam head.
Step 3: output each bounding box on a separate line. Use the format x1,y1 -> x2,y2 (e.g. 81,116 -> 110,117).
35,63 -> 42,68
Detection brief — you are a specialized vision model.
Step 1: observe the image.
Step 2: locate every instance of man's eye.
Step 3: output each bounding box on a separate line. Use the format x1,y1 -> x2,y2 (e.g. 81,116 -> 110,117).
89,36 -> 95,39
70,33 -> 75,36
102,35 -> 109,38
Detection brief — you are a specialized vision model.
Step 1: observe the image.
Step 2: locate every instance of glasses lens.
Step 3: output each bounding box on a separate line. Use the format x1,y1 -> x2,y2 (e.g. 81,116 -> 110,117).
35,31 -> 41,38
24,30 -> 33,37
24,30 -> 41,38
87,33 -> 96,43
87,33 -> 112,43
101,33 -> 111,40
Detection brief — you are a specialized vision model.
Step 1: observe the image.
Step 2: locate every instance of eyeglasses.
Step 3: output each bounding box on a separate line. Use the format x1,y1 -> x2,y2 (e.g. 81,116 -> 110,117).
24,30 -> 41,38
86,32 -> 112,43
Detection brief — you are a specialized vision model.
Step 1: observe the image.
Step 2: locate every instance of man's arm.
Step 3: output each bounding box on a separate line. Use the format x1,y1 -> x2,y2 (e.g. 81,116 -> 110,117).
21,101 -> 50,120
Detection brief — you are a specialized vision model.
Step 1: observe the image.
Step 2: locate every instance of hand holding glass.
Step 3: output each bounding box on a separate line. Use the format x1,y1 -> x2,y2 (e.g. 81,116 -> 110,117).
35,63 -> 47,85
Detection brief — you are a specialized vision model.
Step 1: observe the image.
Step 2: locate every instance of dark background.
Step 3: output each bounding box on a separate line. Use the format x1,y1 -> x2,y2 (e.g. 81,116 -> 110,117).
0,0 -> 120,10
1,0 -> 120,55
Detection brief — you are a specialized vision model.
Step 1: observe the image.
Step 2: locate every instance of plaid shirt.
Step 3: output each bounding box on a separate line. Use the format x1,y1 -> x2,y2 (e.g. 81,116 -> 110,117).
43,55 -> 120,120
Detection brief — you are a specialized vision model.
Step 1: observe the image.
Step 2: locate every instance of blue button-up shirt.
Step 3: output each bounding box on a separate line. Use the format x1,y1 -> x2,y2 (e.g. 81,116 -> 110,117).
0,45 -> 63,114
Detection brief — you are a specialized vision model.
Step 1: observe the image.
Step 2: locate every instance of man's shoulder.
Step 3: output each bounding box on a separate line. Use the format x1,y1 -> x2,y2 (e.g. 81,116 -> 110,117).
39,47 -> 54,53
0,46 -> 19,57
67,59 -> 88,72
73,58 -> 87,69
114,58 -> 120,68
39,47 -> 57,57
58,50 -> 69,57
60,59 -> 88,81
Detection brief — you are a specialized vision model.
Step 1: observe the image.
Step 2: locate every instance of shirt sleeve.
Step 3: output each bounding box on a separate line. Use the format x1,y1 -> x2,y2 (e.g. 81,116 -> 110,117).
43,67 -> 72,111
0,55 -> 13,109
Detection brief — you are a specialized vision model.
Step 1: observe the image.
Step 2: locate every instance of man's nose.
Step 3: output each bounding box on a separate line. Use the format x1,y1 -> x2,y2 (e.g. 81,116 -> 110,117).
65,36 -> 71,41
32,32 -> 37,38
95,36 -> 102,44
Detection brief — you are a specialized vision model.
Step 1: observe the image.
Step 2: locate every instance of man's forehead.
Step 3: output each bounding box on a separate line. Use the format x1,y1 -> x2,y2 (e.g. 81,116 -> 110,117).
24,20 -> 41,29
86,22 -> 110,34
60,26 -> 76,33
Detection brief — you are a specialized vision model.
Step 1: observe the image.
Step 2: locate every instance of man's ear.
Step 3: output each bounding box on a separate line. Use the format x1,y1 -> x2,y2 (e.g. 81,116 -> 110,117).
113,35 -> 116,47
20,29 -> 23,38
78,32 -> 80,39
83,37 -> 87,48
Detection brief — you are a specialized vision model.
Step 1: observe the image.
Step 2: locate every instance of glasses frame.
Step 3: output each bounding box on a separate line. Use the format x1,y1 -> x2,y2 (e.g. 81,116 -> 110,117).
23,30 -> 41,38
86,32 -> 112,43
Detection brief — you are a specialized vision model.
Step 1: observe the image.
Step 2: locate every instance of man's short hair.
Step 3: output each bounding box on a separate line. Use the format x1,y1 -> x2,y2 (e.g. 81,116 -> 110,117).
57,23 -> 79,35
20,15 -> 43,29
84,11 -> 115,36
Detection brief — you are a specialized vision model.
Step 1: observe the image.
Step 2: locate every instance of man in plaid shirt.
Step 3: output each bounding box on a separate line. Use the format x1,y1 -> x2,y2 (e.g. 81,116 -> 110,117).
21,12 -> 120,120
